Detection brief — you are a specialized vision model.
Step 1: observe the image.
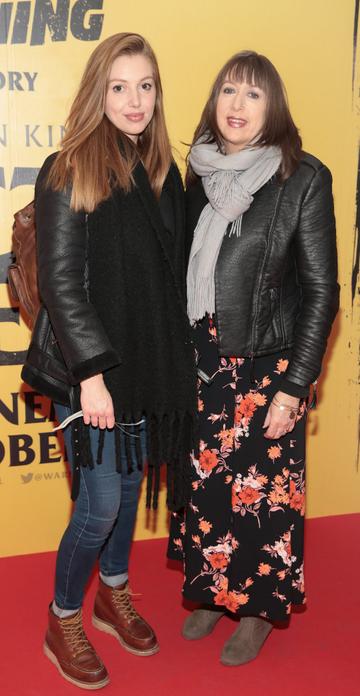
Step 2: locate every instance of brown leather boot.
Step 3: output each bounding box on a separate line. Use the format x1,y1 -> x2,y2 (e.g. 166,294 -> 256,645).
220,616 -> 273,666
43,606 -> 109,690
92,579 -> 159,656
182,608 -> 225,640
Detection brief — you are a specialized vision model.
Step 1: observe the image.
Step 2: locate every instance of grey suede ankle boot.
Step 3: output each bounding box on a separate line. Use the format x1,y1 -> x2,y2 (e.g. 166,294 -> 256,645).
182,607 -> 225,640
220,616 -> 273,665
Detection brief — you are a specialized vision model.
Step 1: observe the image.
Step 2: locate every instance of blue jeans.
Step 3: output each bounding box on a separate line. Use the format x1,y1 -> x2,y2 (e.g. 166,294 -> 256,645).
54,404 -> 145,610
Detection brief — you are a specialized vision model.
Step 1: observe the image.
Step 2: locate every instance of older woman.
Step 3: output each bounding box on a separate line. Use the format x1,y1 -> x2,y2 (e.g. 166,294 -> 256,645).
169,50 -> 339,666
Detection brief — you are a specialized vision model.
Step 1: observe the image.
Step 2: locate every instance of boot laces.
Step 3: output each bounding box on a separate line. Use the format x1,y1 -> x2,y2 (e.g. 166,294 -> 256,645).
112,585 -> 141,622
60,611 -> 91,655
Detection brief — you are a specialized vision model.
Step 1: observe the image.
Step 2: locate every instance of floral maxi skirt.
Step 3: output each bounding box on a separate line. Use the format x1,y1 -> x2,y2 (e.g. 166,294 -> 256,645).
168,317 -> 307,621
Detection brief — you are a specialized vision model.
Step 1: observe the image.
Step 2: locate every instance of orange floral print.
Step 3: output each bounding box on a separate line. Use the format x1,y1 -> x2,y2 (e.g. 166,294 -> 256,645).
216,428 -> 235,448
169,317 -> 307,622
199,518 -> 212,535
290,491 -> 305,515
234,406 -> 241,425
269,489 -> 289,506
208,552 -> 229,570
262,528 -> 294,569
236,396 -> 257,420
238,593 -> 250,606
199,449 -> 218,473
249,392 -> 267,406
276,358 -> 289,373
214,589 -> 249,612
267,444 -> 282,461
213,589 -> 228,607
257,563 -> 272,576
231,465 -> 267,525
217,574 -> 228,590
238,486 -> 260,505
232,487 -> 239,508
289,480 -> 296,496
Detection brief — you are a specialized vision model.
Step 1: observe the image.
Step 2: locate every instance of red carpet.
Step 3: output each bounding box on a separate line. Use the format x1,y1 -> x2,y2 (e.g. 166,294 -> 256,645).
0,514 -> 359,696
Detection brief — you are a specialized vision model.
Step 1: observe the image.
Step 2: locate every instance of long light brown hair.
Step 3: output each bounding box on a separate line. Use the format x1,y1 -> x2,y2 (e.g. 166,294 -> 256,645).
48,33 -> 172,211
186,51 -> 302,187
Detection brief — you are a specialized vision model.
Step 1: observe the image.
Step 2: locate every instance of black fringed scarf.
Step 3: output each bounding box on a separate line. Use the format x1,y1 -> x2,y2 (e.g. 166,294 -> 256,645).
72,161 -> 198,509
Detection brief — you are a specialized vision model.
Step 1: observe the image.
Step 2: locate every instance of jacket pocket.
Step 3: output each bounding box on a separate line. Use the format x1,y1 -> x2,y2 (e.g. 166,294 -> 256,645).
21,305 -> 73,405
269,288 -> 282,342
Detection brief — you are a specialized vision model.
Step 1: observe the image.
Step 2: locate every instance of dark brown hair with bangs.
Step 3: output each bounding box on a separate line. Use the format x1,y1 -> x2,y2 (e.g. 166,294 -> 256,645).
186,50 -> 302,187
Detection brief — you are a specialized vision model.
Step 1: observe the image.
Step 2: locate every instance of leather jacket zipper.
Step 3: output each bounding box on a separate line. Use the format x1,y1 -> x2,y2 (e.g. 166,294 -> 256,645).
278,284 -> 286,347
269,287 -> 282,342
249,185 -> 284,381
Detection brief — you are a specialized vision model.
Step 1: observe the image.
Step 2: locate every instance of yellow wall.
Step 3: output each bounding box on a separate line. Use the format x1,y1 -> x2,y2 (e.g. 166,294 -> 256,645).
0,0 -> 359,557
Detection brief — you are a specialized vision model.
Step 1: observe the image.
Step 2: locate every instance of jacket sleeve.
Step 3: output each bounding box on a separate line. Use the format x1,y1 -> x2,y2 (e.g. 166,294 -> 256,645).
280,164 -> 340,397
35,156 -> 121,383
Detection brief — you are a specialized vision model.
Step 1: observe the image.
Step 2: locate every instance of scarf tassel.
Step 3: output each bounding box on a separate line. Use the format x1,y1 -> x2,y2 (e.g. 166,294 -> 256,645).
229,215 -> 243,238
144,410 -> 197,511
71,407 -> 197,512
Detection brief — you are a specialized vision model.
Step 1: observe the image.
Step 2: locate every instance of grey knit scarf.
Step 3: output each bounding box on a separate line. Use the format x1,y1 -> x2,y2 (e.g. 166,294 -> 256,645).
187,140 -> 282,323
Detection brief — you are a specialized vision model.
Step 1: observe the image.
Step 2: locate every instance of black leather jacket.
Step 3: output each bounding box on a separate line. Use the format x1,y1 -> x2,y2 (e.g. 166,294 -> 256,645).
21,155 -> 187,407
186,153 -> 339,397
22,154 -> 120,405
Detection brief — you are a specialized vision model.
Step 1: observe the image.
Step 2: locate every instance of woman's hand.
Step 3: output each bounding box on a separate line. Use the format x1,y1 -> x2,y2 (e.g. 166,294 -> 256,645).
263,390 -> 300,440
80,374 -> 115,430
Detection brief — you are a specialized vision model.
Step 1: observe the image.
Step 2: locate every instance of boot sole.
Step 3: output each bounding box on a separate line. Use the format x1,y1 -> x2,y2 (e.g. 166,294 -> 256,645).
92,614 -> 159,656
43,641 -> 110,690
220,653 -> 256,666
220,623 -> 273,666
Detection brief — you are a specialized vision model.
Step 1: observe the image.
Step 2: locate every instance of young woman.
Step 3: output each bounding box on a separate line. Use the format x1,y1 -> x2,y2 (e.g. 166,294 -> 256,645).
169,50 -> 339,665
22,33 -> 197,689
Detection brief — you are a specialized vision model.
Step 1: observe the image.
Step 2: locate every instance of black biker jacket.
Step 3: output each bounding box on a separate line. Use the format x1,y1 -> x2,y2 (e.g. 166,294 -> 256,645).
186,153 -> 339,397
